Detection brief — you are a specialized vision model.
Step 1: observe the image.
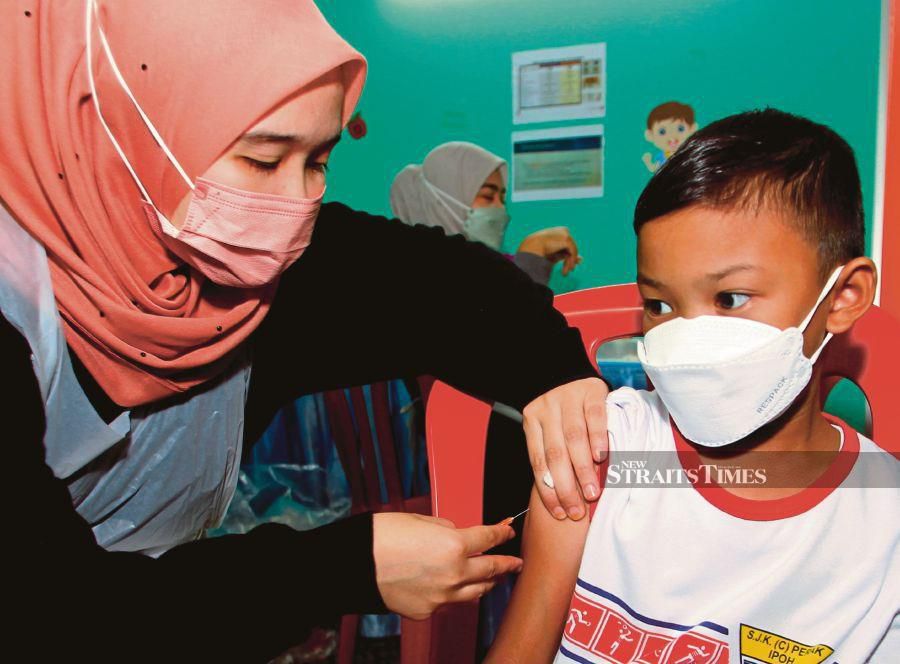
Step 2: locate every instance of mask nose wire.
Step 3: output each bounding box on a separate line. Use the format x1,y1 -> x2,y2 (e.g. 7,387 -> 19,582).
85,0 -> 195,212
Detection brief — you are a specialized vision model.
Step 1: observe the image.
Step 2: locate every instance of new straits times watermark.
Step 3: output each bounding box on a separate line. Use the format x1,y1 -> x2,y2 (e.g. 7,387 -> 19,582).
601,452 -> 898,489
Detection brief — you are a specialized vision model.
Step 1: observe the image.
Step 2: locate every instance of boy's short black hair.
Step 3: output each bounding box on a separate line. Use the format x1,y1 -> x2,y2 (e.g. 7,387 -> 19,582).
634,109 -> 865,275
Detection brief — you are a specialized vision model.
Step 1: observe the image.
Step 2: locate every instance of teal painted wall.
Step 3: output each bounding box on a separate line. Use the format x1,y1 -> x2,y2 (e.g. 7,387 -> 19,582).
318,0 -> 882,295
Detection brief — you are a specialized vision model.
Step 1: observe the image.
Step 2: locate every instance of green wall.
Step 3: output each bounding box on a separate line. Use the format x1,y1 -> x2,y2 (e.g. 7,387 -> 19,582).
318,0 -> 882,294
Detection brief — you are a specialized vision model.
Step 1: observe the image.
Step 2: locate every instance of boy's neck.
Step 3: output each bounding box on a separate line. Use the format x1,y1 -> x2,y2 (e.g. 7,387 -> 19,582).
693,379 -> 842,499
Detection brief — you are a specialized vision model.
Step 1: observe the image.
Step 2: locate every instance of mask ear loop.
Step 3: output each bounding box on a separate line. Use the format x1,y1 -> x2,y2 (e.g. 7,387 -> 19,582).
801,265 -> 845,363
419,173 -> 471,227
85,0 -> 194,215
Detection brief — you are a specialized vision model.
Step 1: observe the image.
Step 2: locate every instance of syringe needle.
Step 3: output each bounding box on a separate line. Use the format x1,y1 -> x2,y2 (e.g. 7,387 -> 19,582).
498,507 -> 530,527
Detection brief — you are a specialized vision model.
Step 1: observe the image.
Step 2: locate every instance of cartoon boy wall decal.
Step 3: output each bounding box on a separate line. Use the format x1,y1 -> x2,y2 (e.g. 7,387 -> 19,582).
642,101 -> 698,173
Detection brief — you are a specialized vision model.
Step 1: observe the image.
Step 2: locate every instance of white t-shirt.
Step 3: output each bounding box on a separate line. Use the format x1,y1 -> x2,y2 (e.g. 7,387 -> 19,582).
554,388 -> 899,664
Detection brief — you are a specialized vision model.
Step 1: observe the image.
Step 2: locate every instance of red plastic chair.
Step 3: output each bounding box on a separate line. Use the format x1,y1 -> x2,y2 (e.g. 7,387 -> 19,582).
425,282 -> 900,663
324,382 -> 432,664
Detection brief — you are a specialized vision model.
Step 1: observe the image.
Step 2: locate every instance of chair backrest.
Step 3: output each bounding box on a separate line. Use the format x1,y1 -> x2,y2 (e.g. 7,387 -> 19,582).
426,282 -> 900,532
325,382 -> 431,515
325,382 -> 433,664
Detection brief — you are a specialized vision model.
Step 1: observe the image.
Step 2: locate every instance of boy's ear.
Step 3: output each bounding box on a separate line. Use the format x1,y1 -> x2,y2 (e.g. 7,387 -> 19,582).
826,257 -> 878,335
644,129 -> 654,142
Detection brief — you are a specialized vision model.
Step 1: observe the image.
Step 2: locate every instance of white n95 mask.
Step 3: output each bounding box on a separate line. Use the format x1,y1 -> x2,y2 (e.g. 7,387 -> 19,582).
637,267 -> 844,447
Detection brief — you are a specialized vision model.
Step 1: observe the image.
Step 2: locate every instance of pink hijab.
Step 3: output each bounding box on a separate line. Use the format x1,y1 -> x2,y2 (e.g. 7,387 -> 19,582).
0,1 -> 366,407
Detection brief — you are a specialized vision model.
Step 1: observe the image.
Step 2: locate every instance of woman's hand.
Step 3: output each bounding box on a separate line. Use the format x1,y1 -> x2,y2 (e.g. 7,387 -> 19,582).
523,377 -> 609,521
517,227 -> 581,275
373,513 -> 522,620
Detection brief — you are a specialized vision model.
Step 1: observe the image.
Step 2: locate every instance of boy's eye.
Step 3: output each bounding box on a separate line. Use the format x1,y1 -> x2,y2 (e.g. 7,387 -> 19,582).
678,124 -> 685,132
242,157 -> 280,172
643,299 -> 673,316
308,161 -> 329,175
658,128 -> 667,136
716,292 -> 750,310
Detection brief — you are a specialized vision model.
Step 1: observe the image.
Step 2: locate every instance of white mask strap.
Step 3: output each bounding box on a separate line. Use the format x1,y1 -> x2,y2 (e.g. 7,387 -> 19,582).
85,0 -> 194,211
801,265 -> 844,363
420,174 -> 471,222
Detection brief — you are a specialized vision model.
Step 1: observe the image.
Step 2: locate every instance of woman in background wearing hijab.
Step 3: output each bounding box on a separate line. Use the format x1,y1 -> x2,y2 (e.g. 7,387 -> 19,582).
1,2 -> 610,660
391,141 -> 582,286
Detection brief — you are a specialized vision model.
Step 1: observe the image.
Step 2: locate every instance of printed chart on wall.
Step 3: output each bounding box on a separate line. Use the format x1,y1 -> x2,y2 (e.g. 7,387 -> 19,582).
512,43 -> 606,124
512,125 -> 604,201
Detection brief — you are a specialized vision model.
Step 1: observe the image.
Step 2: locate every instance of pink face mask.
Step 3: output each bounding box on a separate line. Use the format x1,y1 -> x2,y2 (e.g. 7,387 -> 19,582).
144,180 -> 322,288
87,0 -> 320,288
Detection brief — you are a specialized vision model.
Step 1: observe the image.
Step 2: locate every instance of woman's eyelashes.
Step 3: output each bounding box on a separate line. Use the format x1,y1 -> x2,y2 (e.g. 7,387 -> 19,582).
715,292 -> 751,310
242,156 -> 281,172
239,156 -> 328,175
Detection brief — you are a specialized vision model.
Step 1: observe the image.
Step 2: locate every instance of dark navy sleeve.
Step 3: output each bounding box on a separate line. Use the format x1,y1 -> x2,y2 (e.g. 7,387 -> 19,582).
3,313 -> 384,663
245,202 -> 598,444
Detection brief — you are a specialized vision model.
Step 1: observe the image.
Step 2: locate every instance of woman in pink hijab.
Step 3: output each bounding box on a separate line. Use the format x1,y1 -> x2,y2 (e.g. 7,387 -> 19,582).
1,1 -> 609,659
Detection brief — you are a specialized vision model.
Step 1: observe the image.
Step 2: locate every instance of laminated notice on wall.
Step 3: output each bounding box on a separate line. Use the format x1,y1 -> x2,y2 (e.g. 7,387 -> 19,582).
511,125 -> 604,202
512,43 -> 606,124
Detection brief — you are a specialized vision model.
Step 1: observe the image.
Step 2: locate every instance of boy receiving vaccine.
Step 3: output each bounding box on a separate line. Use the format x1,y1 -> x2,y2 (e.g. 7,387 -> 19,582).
486,110 -> 899,664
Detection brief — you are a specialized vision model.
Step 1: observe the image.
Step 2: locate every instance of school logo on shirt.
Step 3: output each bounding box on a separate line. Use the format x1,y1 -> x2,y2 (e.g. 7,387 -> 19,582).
740,624 -> 834,664
560,581 -> 729,664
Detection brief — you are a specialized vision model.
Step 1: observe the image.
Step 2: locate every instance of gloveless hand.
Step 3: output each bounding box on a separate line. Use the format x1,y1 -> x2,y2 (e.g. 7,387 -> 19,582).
373,513 -> 522,620
517,227 -> 582,275
523,377 -> 609,520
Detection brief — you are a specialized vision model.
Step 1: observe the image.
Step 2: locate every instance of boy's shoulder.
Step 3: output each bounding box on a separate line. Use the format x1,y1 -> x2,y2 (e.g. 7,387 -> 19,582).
857,431 -> 899,458
851,431 -> 900,499
605,387 -> 673,453
606,385 -> 662,419
858,431 -> 899,456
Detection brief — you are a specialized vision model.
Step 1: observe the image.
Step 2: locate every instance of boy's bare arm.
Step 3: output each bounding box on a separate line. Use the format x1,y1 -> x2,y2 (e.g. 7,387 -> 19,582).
485,487 -> 591,664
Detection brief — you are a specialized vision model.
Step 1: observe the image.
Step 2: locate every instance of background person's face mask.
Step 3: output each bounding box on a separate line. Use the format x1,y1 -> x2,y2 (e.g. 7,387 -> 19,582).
464,207 -> 511,251
637,267 -> 844,447
87,0 -> 320,288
